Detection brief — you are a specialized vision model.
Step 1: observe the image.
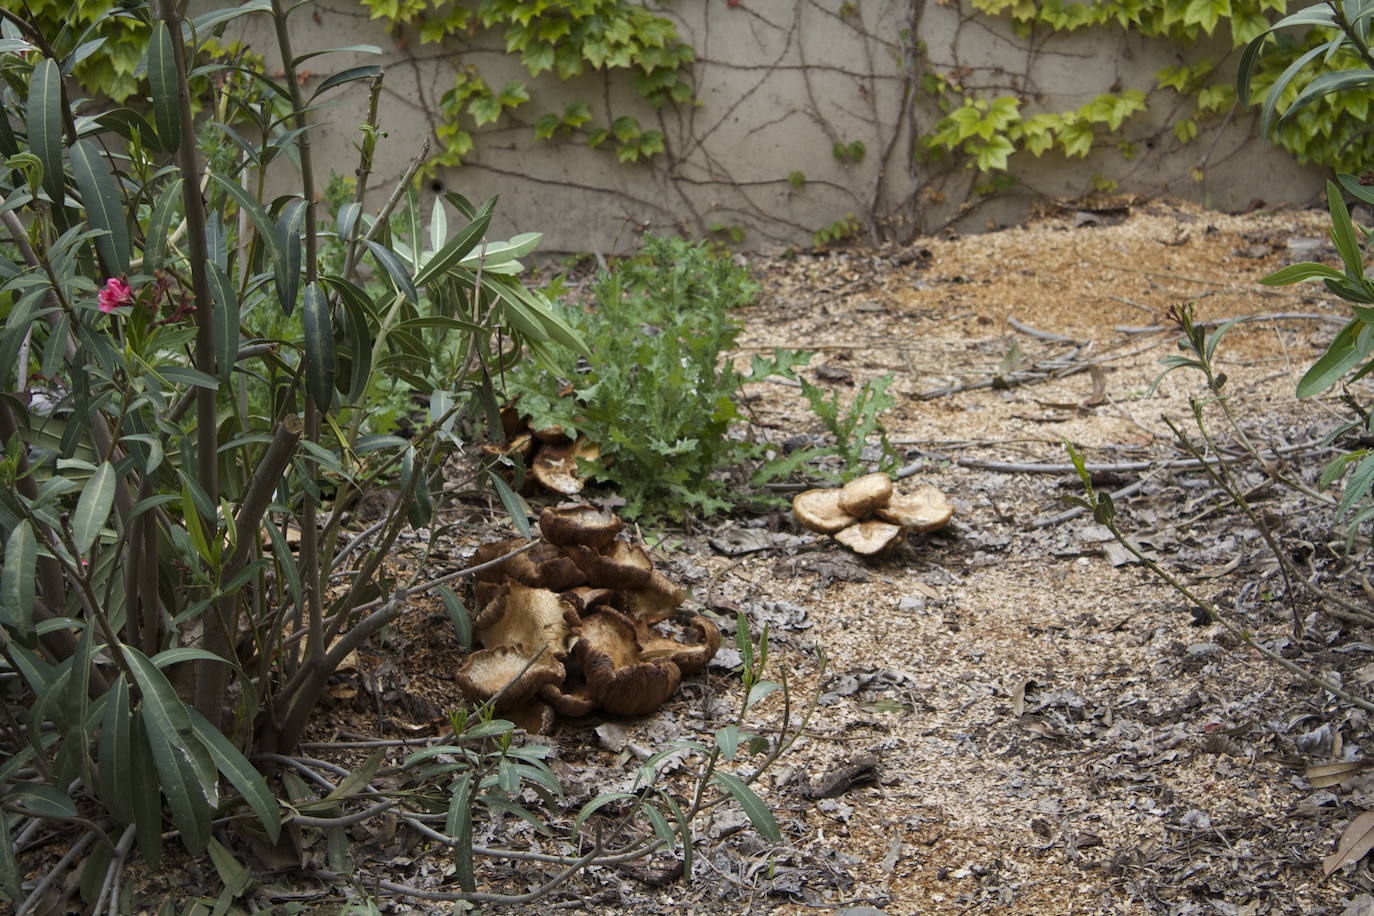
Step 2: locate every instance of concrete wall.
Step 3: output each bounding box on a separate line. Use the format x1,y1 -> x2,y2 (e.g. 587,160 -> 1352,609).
218,0 -> 1327,253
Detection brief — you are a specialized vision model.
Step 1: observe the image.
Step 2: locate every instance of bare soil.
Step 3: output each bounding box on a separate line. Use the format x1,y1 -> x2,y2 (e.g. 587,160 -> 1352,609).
111,199 -> 1374,914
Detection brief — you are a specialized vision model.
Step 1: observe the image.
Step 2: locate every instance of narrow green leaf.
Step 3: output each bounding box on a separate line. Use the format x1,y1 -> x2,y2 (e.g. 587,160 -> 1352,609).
207,173 -> 282,277
320,748 -> 385,805
1327,180 -> 1364,280
574,791 -> 637,834
711,771 -> 780,842
27,57 -> 65,205
69,139 -> 130,275
129,715 -> 163,866
446,772 -> 475,892
207,262 -> 240,386
207,838 -> 253,897
413,198 -> 496,287
302,282 -> 335,410
1,520 -> 37,633
1298,319 -> 1374,397
72,461 -> 116,555
436,584 -> 470,650
188,709 -> 281,843
10,782 -> 77,817
275,198 -> 306,316
125,646 -> 217,852
715,725 -> 741,761
310,64 -> 383,100
189,0 -> 272,36
486,470 -> 531,538
1336,454 -> 1374,520
659,790 -> 692,878
1255,40 -> 1329,137
1261,261 -> 1350,285
364,239 -> 419,305
141,177 -> 181,274
264,522 -> 303,612
98,675 -> 134,824
0,810 -> 20,901
1279,68 -> 1374,130
148,22 -> 180,153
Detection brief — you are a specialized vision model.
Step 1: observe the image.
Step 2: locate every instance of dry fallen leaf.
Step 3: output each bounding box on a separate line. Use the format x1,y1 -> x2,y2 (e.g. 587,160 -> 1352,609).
1324,810 -> 1374,876
1306,759 -> 1374,789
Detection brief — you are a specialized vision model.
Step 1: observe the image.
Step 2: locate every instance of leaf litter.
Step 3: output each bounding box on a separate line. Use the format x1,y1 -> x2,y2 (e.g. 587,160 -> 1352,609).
117,199 -> 1374,914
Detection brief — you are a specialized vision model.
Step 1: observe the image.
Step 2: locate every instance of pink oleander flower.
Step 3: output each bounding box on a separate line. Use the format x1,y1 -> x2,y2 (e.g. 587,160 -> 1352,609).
98,277 -> 134,313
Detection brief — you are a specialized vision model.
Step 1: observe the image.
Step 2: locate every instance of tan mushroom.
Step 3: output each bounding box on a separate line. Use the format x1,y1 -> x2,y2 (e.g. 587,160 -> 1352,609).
876,485 -> 955,533
531,440 -> 583,496
562,585 -> 617,615
565,540 -> 654,590
539,504 -> 623,548
635,614 -> 721,676
833,520 -> 904,555
575,609 -> 681,716
838,472 -> 893,517
614,569 -> 686,624
456,645 -> 566,711
539,679 -> 599,718
474,583 -> 579,657
532,424 -> 571,445
792,488 -> 858,534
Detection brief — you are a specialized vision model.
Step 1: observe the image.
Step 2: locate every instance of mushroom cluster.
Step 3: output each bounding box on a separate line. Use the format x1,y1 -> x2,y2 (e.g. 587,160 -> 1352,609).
792,472 -> 954,555
482,407 -> 600,497
456,505 -> 719,732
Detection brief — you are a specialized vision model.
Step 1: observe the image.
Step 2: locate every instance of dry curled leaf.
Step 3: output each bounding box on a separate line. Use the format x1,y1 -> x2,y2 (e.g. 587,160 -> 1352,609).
1324,810 -> 1374,876
1307,759 -> 1374,789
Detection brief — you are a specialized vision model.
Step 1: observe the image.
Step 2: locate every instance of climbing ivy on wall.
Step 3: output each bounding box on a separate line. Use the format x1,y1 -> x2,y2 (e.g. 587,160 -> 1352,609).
358,0 -> 692,169
928,0 -> 1374,182
11,0 -> 148,101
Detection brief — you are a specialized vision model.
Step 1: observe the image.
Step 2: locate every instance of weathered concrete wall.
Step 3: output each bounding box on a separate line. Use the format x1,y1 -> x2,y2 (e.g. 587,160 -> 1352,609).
217,0 -> 1326,253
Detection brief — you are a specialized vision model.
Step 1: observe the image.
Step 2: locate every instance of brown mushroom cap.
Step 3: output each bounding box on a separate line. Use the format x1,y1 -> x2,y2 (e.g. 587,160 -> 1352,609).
456,645 -> 565,711
792,488 -> 858,534
474,583 -> 579,657
468,540 -> 586,591
566,540 -> 654,590
539,505 -> 623,548
504,698 -> 557,735
575,609 -> 681,716
480,432 -> 536,463
562,585 -> 617,615
614,569 -> 686,624
531,440 -> 584,496
532,424 -> 572,445
469,538 -> 534,583
833,520 -> 904,555
636,614 -> 721,676
838,472 -> 894,517
539,680 -> 599,717
875,486 -> 955,532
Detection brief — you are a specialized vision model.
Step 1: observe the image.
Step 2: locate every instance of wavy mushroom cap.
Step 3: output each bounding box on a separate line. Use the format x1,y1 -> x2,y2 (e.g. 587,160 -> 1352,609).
875,485 -> 955,533
575,609 -> 682,717
614,569 -> 686,625
792,488 -> 858,534
834,519 -> 904,555
474,582 -> 579,656
562,585 -> 618,615
539,504 -> 623,548
636,614 -> 721,676
469,537 -> 535,584
531,440 -> 584,496
456,645 -> 566,711
539,680 -> 599,718
838,472 -> 894,517
566,540 -> 654,590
